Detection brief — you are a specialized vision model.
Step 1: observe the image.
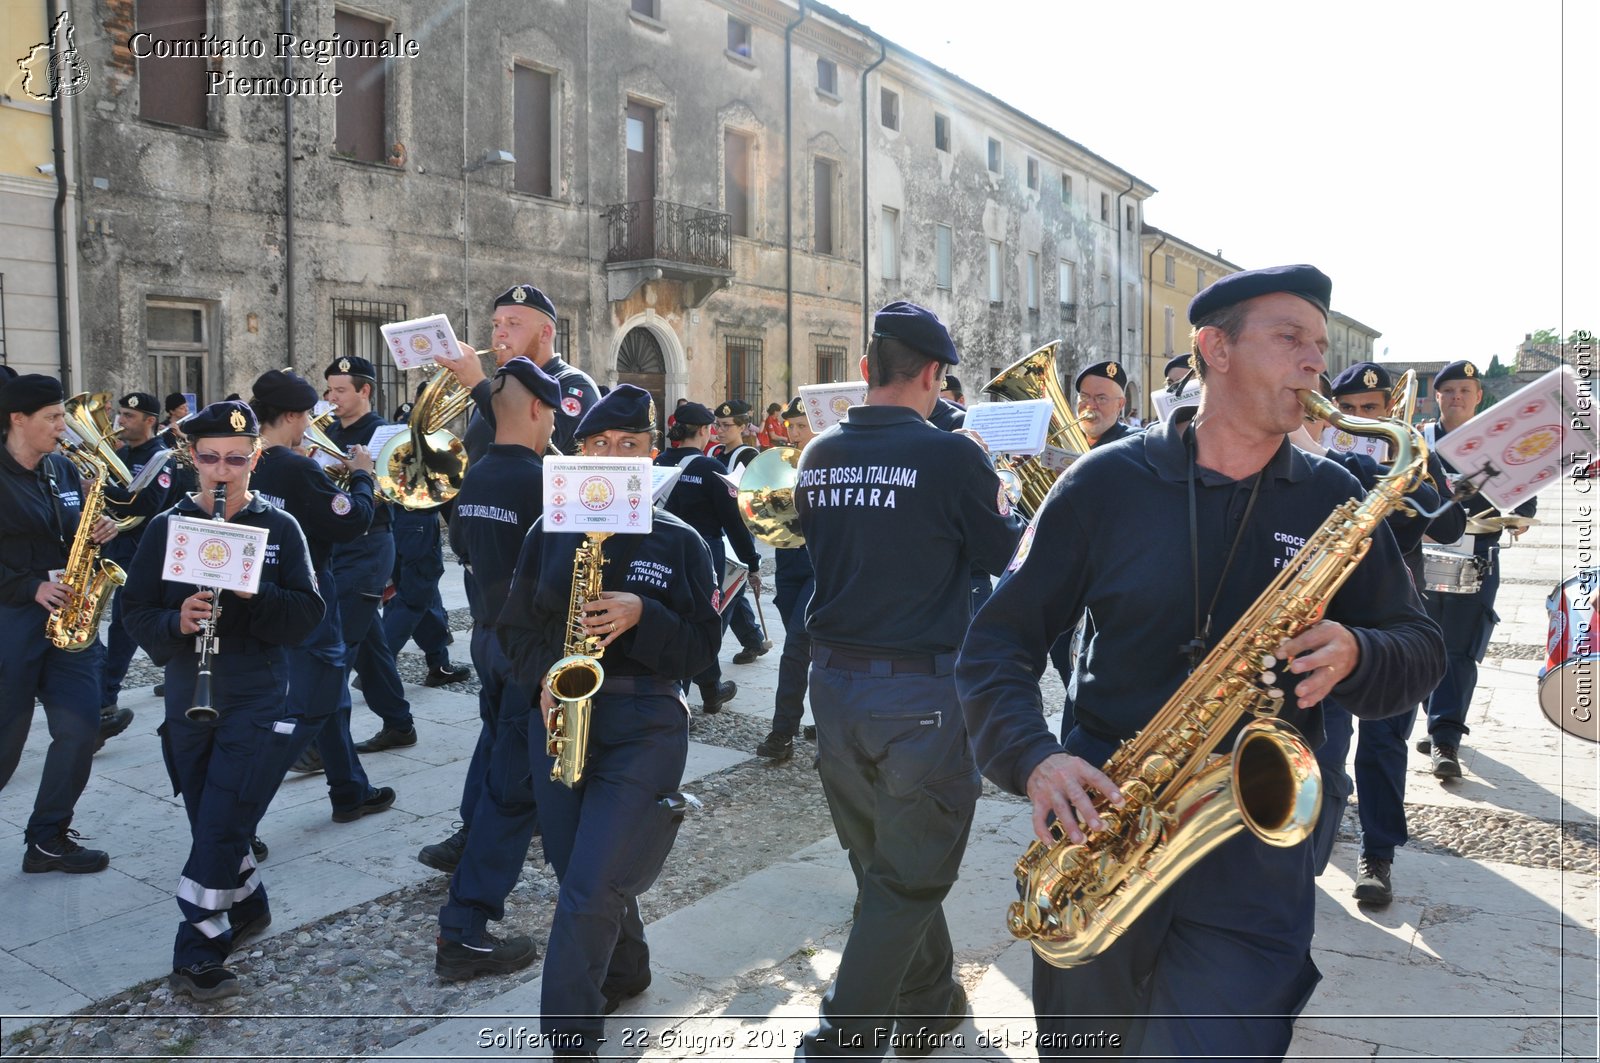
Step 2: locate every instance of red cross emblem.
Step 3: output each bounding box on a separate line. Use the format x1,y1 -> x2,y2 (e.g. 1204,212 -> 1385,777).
552,512 -> 566,524
1522,401 -> 1544,416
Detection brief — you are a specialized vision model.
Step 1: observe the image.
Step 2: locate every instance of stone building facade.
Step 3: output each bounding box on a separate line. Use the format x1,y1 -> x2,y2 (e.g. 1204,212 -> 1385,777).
1138,224 -> 1241,418
12,0 -> 1154,423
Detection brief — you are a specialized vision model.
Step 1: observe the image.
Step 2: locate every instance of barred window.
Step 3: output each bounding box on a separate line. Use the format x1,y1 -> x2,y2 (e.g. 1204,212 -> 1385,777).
555,317 -> 573,361
332,297 -> 408,420
816,344 -> 846,384
725,335 -> 763,410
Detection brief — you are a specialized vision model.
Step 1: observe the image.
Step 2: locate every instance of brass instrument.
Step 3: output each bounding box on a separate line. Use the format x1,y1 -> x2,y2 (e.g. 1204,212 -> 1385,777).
304,410 -> 355,486
186,485 -> 229,722
375,367 -> 472,510
1389,369 -> 1417,425
545,532 -> 612,788
736,446 -> 805,548
64,393 -> 135,488
982,341 -> 1095,517
45,440 -> 128,652
1008,390 -> 1428,968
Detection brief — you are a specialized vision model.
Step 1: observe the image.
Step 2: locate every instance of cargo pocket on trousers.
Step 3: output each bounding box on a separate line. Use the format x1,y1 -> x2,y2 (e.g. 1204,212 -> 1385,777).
155,721 -> 182,797
619,793 -> 688,897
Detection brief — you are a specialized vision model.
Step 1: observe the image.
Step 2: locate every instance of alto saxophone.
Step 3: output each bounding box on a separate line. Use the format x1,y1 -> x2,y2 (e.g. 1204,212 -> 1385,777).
1009,390 -> 1428,968
46,441 -> 129,651
545,532 -> 612,788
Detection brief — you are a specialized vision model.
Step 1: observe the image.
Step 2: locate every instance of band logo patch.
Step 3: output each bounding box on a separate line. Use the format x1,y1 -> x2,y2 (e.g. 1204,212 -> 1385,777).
1007,519 -> 1038,572
562,396 -> 582,417
331,493 -> 352,515
997,480 -> 1012,517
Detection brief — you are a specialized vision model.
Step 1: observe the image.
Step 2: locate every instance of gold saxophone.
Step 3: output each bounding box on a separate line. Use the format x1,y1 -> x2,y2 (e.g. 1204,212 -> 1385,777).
1009,390 -> 1428,968
46,441 -> 130,652
545,532 -> 612,788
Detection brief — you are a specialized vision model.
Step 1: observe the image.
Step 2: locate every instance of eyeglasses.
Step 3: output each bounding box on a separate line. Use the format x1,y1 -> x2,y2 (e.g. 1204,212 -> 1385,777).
715,420 -> 739,429
1080,395 -> 1122,407
193,452 -> 252,467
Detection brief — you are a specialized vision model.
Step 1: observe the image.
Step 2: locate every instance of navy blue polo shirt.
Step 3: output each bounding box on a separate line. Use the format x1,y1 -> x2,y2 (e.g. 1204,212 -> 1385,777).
462,357 -> 599,460
250,445 -> 376,572
495,509 -> 722,694
928,398 -> 966,432
654,446 -> 760,572
0,449 -> 84,607
448,442 -> 542,624
957,409 -> 1447,797
329,410 -> 394,532
796,404 -> 1025,657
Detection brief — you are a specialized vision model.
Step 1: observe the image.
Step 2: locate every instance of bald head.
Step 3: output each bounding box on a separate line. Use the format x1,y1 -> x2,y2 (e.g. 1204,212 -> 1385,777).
491,372 -> 556,453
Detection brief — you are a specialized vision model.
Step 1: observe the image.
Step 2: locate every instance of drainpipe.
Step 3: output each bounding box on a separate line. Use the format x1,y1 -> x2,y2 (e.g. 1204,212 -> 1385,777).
48,0 -> 70,386
1113,175 -> 1135,366
859,36 -> 887,347
1143,230 -> 1167,419
783,1 -> 807,393
282,0 -> 296,363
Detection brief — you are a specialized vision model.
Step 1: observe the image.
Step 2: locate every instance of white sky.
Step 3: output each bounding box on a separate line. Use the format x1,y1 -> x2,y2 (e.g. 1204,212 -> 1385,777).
835,0 -> 1598,367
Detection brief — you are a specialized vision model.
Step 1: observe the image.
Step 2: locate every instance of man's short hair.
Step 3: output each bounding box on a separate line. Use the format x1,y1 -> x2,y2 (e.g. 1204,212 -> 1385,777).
1187,301 -> 1254,381
866,334 -> 943,388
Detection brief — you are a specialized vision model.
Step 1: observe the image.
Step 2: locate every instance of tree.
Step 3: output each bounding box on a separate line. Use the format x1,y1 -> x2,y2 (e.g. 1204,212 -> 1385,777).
1530,328 -> 1562,345
1485,354 -> 1511,378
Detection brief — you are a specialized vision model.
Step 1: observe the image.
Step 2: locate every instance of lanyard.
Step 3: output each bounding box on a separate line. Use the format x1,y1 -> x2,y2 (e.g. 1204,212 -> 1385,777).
39,459 -> 70,554
1184,424 -> 1264,673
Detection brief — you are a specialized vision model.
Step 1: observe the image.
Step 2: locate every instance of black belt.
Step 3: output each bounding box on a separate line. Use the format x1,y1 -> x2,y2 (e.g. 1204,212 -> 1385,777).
600,675 -> 681,696
812,645 -> 955,676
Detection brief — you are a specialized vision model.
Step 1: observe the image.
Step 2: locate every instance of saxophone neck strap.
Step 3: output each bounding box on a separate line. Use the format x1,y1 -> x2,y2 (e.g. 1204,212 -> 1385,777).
1184,422 -> 1265,673
40,459 -> 69,554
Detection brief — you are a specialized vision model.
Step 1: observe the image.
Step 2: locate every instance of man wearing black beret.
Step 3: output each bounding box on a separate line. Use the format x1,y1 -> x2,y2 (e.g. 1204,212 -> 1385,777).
1163,354 -> 1193,388
0,374 -> 120,874
1073,360 -> 1134,448
708,397 -> 772,666
794,301 -> 1024,1056
959,265 -> 1443,1058
97,391 -> 182,743
323,356 -> 419,752
1414,359 -> 1536,780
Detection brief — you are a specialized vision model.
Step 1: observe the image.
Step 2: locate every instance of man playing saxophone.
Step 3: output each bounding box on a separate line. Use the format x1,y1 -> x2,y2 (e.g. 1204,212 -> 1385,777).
496,385 -> 721,1059
0,373 -> 120,873
957,266 -> 1445,1059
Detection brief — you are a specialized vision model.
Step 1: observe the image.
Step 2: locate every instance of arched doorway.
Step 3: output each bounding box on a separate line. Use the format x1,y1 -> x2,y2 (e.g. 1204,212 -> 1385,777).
616,326 -> 667,430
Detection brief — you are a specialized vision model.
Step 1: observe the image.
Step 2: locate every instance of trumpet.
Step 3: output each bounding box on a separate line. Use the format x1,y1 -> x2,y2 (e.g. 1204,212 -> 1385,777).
304,410 -> 357,485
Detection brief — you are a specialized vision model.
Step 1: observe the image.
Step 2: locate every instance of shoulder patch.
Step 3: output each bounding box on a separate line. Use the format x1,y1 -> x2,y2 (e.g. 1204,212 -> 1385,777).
997,479 -> 1012,517
566,385 -> 584,397
1007,518 -> 1038,572
562,396 -> 583,417
711,587 -> 722,612
158,471 -> 171,489
331,493 -> 352,515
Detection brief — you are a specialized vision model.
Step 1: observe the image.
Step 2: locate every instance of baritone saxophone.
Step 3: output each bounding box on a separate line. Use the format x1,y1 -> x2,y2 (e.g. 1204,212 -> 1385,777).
1008,389 -> 1429,968
545,531 -> 612,787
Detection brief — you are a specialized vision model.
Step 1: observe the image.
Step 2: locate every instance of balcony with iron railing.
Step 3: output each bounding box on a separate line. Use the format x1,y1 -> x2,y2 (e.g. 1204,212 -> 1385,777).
601,199 -> 735,308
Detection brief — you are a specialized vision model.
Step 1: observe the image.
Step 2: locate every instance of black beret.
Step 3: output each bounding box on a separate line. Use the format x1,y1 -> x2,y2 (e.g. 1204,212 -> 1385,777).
493,284 -> 557,324
0,365 -> 16,382
392,402 -> 414,422
0,373 -> 64,415
165,392 -> 188,413
119,392 -> 159,414
1163,355 -> 1193,377
1329,361 -> 1393,397
183,399 -> 259,439
780,396 -> 804,421
575,383 -> 656,438
713,399 -> 752,419
324,355 -> 376,380
1073,361 -> 1127,393
943,373 -> 963,393
251,369 -> 319,412
1188,264 -> 1332,325
1433,360 -> 1481,390
872,300 -> 960,365
675,401 -> 715,427
494,356 -> 562,411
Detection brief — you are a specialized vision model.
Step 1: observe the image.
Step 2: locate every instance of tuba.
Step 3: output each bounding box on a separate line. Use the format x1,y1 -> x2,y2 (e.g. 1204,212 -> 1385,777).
375,367 -> 472,509
1007,390 -> 1428,968
545,531 -> 611,788
64,393 -> 136,489
982,341 -> 1094,518
45,441 -> 128,651
737,446 -> 805,548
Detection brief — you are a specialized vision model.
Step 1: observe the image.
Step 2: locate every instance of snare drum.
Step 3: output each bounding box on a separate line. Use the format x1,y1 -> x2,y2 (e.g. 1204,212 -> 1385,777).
1539,570 -> 1598,742
1422,545 -> 1483,595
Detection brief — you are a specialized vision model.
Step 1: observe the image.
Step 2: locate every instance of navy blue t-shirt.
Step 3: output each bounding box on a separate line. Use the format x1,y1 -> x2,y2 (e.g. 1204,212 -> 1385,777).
449,442 -> 543,625
250,445 -> 376,572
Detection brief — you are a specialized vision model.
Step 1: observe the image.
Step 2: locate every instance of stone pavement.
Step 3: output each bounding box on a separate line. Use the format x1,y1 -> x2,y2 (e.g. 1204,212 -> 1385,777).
2,480 -> 1596,1061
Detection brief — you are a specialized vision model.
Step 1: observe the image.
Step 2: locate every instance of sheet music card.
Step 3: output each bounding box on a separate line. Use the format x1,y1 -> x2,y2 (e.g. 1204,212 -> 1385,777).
1433,365 -> 1592,510
800,382 -> 867,433
163,517 -> 271,594
379,314 -> 462,371
543,458 -> 655,534
961,399 -> 1054,456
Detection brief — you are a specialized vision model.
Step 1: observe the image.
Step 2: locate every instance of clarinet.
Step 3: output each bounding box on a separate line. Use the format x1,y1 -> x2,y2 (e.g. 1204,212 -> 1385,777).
186,485 -> 228,722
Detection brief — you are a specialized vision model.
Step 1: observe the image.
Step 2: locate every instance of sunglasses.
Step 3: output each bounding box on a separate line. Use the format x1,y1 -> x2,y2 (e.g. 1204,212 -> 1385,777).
193,452 -> 252,467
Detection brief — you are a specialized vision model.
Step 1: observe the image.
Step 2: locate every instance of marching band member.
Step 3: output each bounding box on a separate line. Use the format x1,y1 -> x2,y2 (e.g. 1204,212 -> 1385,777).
1416,359 -> 1536,778
121,401 -> 323,1000
0,374 -> 117,873
431,357 -> 557,968
794,302 -> 1024,1059
99,391 -> 179,744
1163,354 -> 1193,388
247,370 -> 395,824
755,397 -> 817,762
710,399 -> 772,664
654,400 -> 761,714
322,356 -> 415,753
957,266 -> 1444,1058
496,385 -> 721,1059
1074,360 -> 1134,447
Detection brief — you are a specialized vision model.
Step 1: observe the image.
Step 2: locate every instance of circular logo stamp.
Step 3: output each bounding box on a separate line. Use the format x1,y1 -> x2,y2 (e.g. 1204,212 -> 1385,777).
199,538 -> 232,570
579,476 -> 614,511
1502,424 -> 1560,467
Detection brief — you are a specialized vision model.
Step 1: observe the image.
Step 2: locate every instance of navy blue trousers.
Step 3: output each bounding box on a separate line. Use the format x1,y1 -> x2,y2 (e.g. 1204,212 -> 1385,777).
0,605 -> 103,847
332,532 -> 412,731
158,650 -> 298,969
281,567 -> 374,813
797,649 -> 979,1060
101,587 -> 139,707
728,582 -> 764,649
1029,726 -> 1321,1060
383,510 -> 451,670
533,688 -> 688,1056
1313,701 -> 1414,871
1423,555 -> 1500,746
438,627 -> 540,943
771,575 -> 814,739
